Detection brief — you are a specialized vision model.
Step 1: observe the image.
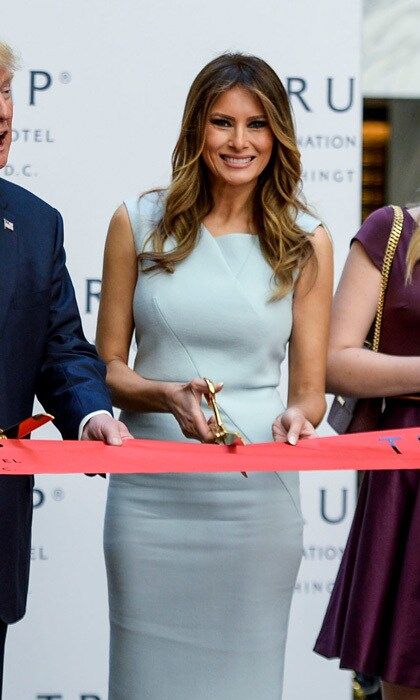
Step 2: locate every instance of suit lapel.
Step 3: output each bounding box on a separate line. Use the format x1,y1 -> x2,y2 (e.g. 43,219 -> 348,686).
0,183 -> 19,336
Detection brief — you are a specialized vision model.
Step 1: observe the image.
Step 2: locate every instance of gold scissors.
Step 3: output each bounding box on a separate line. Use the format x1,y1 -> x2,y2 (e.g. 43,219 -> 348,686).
0,413 -> 54,440
203,378 -> 247,477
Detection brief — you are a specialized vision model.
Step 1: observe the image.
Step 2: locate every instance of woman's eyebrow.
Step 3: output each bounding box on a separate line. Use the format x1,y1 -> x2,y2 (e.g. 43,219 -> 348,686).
209,112 -> 267,120
209,112 -> 234,119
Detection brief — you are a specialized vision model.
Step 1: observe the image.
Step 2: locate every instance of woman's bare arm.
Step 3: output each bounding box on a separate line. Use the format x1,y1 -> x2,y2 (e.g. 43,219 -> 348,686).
287,225 -> 333,426
273,225 -> 333,444
327,241 -> 420,397
96,205 -> 175,412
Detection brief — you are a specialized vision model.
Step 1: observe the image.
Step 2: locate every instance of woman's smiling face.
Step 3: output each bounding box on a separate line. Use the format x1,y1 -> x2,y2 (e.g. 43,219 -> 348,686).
202,86 -> 274,189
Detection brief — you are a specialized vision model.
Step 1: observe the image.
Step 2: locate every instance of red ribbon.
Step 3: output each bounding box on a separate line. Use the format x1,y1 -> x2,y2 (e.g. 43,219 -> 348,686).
0,427 -> 419,475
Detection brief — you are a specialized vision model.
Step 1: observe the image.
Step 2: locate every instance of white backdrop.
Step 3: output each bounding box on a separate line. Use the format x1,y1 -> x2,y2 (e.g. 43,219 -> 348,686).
2,2 -> 361,698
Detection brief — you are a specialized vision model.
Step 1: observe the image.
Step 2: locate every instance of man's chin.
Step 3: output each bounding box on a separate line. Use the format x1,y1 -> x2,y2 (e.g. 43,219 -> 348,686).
0,145 -> 11,170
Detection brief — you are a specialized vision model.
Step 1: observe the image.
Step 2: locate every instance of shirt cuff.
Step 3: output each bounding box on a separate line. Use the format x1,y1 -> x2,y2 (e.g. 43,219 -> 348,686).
78,410 -> 113,440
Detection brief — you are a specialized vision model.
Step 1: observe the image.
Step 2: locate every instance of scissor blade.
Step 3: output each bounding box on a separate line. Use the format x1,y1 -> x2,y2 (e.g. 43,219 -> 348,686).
1,413 -> 54,439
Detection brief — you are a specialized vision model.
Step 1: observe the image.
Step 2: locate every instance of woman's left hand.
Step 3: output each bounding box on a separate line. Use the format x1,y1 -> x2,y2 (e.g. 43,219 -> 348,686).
272,408 -> 317,445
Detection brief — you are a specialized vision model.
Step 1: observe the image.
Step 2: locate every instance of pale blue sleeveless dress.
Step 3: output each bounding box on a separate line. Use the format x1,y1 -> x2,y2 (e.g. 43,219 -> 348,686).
104,191 -> 320,700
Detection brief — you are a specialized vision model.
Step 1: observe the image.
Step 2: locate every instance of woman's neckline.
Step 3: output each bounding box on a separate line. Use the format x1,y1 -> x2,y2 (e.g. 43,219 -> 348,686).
201,224 -> 257,239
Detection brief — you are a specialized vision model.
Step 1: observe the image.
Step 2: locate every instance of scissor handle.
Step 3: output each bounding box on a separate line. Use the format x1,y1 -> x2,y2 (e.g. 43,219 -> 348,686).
203,378 -> 226,433
203,378 -> 247,477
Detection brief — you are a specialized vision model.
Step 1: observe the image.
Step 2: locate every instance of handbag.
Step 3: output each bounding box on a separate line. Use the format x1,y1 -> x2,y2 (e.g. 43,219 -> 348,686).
327,205 -> 404,434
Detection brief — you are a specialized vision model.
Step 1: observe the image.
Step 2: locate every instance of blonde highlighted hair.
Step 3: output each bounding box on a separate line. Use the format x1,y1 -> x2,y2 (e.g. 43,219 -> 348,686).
139,52 -> 316,300
406,222 -> 420,283
0,41 -> 19,74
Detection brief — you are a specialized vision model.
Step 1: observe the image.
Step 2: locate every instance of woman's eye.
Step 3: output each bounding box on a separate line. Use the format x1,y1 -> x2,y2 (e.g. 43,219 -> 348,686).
2,87 -> 11,98
249,120 -> 268,129
210,118 -> 231,127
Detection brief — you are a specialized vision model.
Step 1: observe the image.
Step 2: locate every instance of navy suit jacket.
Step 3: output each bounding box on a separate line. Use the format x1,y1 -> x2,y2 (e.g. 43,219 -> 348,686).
0,178 -> 112,623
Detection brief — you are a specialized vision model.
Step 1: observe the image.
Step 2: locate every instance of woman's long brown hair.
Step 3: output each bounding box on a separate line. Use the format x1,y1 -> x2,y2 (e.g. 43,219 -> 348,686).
138,52 -> 316,300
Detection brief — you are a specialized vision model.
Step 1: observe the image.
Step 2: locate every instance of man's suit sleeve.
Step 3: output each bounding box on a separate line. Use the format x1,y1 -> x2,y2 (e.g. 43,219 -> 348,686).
35,209 -> 113,439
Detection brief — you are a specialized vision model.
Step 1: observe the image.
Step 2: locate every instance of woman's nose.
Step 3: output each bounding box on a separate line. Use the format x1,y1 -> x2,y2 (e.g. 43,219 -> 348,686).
229,126 -> 248,150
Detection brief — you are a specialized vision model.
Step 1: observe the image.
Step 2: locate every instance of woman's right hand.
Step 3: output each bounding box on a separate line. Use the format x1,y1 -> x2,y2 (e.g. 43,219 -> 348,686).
165,378 -> 223,443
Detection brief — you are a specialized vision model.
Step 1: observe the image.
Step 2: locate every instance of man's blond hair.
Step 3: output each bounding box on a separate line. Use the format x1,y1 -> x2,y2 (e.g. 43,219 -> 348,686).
0,41 -> 19,73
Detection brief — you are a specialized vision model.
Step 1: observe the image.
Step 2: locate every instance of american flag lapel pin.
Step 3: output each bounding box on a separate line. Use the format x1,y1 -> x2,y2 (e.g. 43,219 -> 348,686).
3,218 -> 14,231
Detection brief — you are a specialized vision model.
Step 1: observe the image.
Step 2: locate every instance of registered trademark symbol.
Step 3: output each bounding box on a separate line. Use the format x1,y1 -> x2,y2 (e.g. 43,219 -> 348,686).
59,71 -> 72,84
52,487 -> 65,501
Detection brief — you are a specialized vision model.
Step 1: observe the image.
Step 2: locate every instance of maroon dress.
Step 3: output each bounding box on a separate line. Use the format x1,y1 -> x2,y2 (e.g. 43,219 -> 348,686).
314,206 -> 420,687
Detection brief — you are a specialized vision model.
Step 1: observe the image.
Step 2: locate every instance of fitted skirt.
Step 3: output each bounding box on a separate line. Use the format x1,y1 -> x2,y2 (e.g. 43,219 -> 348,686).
104,470 -> 303,700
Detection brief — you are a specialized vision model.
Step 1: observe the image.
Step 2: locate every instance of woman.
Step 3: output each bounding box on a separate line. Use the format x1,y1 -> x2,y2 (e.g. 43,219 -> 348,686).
97,53 -> 332,700
314,204 -> 420,700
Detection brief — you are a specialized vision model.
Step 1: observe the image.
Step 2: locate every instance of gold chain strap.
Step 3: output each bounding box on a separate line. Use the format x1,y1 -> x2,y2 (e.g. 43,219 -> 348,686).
371,205 -> 404,352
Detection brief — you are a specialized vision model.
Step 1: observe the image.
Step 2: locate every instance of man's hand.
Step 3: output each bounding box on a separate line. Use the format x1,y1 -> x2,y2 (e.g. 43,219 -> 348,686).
81,414 -> 133,445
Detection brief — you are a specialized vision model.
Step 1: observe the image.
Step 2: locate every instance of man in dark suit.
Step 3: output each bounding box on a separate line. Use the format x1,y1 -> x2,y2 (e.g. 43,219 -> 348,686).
0,42 -> 129,695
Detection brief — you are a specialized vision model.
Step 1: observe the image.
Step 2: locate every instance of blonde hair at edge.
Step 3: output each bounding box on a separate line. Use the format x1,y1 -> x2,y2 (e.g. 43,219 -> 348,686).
406,220 -> 420,283
0,41 -> 19,73
138,52 -> 316,301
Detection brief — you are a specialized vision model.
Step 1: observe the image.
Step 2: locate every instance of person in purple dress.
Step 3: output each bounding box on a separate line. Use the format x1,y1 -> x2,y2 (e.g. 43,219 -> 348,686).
312,205 -> 420,699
